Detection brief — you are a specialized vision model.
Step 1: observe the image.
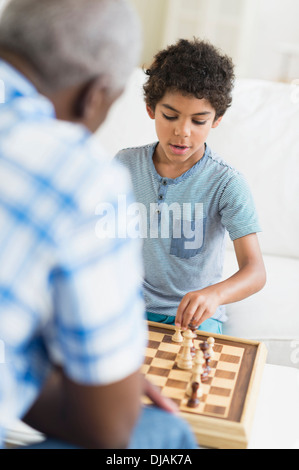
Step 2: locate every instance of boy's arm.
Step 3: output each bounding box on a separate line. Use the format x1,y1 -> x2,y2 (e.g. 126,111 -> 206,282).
175,233 -> 266,330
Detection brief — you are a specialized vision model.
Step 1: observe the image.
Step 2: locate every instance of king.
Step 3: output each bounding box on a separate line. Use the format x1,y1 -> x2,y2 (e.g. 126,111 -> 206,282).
177,329 -> 194,370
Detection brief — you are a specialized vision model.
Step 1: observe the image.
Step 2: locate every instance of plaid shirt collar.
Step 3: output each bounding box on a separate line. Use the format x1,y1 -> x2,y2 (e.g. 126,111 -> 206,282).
0,58 -> 55,117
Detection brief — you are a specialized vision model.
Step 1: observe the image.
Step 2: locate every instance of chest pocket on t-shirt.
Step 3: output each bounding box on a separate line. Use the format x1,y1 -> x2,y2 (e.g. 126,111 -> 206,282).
170,216 -> 206,259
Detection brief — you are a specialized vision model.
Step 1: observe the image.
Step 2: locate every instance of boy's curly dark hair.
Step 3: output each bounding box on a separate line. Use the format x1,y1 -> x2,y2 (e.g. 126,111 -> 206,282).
143,38 -> 235,120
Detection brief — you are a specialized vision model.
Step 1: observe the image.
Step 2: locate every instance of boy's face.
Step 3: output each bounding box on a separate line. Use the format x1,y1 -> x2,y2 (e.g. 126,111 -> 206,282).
147,91 -> 222,171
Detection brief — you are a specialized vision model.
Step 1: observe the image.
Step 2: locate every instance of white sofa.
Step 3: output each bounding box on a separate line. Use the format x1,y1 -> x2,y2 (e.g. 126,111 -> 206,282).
97,69 -> 299,370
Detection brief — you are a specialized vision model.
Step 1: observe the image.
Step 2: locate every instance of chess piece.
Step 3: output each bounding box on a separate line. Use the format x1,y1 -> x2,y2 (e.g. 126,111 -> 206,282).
188,323 -> 197,357
207,337 -> 215,359
172,326 -> 183,343
186,349 -> 204,397
177,329 -> 194,370
187,382 -> 200,408
200,341 -> 211,382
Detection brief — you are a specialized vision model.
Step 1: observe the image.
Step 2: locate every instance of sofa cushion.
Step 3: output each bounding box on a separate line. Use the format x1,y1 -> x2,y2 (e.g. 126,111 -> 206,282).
222,248 -> 299,369
207,78 -> 299,259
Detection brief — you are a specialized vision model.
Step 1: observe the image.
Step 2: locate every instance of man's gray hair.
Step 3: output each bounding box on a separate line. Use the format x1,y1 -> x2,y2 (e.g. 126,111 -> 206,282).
0,0 -> 141,92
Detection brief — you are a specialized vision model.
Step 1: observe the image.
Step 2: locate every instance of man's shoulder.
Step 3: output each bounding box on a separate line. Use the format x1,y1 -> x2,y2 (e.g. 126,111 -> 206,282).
12,116 -> 127,181
35,118 -> 93,153
2,116 -> 132,219
7,115 -> 91,161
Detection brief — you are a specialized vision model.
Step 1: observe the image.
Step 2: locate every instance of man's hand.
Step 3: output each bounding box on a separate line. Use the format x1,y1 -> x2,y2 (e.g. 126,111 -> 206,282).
142,377 -> 179,413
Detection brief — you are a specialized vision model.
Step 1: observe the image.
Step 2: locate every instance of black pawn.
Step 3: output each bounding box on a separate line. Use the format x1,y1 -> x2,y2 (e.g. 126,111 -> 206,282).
188,323 -> 197,358
187,382 -> 200,408
200,341 -> 211,382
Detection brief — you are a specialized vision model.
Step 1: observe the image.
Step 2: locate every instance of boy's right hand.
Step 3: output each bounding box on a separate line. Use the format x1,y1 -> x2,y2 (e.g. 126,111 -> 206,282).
175,286 -> 221,330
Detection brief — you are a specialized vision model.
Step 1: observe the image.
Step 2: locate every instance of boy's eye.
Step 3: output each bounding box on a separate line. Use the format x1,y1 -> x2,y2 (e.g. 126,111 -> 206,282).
162,113 -> 177,121
192,120 -> 206,126
162,113 -> 207,126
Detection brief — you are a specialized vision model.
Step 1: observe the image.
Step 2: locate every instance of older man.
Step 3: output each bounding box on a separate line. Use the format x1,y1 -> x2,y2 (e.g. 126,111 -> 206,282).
0,0 -> 196,449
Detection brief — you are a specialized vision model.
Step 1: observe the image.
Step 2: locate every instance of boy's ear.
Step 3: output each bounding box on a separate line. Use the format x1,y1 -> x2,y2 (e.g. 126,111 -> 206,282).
212,115 -> 223,129
146,104 -> 155,119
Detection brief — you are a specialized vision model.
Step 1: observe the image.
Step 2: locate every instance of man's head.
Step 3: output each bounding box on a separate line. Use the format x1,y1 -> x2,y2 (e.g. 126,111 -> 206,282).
0,0 -> 141,131
143,38 -> 235,121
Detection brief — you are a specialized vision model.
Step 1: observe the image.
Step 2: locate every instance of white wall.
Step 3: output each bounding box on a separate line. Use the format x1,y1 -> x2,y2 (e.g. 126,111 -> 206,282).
1,0 -> 298,82
129,0 -> 299,82
0,0 -> 9,15
129,0 -> 168,67
248,0 -> 299,81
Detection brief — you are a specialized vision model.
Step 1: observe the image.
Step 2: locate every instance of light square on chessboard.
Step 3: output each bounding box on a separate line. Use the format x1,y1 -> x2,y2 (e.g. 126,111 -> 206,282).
145,347 -> 157,358
161,386 -> 186,402
208,376 -> 235,390
220,344 -> 243,357
150,357 -> 174,370
216,360 -> 241,373
141,364 -> 150,375
159,341 -> 180,354
168,369 -> 191,382
204,392 -> 231,411
148,374 -> 168,388
148,331 -> 163,340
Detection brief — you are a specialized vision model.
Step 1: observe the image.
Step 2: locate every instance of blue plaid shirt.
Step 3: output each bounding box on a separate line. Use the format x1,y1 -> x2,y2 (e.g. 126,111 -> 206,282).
0,60 -> 146,447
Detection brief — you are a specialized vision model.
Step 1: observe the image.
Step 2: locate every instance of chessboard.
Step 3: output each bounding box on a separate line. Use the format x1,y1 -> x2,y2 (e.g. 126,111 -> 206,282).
142,321 -> 267,449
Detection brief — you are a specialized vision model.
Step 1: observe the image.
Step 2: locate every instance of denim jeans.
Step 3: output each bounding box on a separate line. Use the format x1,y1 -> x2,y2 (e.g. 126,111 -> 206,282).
128,405 -> 198,449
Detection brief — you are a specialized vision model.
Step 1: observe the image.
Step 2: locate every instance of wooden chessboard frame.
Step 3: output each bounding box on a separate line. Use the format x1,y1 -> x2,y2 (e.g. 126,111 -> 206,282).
143,321 -> 267,449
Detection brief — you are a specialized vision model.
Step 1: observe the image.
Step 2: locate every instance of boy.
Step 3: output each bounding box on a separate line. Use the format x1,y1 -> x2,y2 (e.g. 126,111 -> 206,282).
115,39 -> 266,334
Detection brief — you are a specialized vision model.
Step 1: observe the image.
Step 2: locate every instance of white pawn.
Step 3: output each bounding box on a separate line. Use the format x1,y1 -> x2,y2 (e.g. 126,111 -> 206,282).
177,329 -> 194,370
207,337 -> 215,359
186,349 -> 204,397
172,326 -> 183,343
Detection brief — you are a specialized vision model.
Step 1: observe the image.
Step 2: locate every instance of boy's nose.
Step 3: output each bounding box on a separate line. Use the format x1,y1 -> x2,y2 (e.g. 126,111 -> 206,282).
174,120 -> 191,137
